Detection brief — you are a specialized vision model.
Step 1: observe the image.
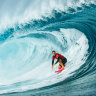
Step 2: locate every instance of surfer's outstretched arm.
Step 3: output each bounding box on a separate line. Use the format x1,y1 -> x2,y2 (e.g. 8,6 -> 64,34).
52,59 -> 54,70
52,59 -> 54,66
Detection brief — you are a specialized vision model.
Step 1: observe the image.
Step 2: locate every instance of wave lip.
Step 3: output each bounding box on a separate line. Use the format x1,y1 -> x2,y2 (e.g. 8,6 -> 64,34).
0,0 -> 96,32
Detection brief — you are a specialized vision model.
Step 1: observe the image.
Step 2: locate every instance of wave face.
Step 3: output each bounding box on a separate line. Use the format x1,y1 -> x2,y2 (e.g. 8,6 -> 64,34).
0,0 -> 96,96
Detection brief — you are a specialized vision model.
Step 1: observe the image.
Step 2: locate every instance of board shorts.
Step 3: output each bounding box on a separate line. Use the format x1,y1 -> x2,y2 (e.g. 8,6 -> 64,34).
59,58 -> 67,67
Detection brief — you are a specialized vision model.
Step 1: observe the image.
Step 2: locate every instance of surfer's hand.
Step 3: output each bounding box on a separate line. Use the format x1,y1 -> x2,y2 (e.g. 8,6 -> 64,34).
52,64 -> 55,70
52,66 -> 53,70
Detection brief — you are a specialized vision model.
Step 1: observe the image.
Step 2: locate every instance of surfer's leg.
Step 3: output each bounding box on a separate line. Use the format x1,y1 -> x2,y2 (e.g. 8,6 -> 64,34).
59,59 -> 64,69
58,65 -> 62,69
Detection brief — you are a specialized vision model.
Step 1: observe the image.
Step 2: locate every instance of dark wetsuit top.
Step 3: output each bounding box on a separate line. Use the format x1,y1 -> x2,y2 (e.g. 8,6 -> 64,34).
52,53 -> 65,66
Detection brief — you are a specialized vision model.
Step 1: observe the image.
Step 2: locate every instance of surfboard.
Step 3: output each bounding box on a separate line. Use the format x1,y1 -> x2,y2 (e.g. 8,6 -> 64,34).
55,68 -> 64,73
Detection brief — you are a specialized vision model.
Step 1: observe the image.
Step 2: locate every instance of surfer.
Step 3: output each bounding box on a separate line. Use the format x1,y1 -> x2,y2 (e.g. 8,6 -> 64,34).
52,51 -> 67,70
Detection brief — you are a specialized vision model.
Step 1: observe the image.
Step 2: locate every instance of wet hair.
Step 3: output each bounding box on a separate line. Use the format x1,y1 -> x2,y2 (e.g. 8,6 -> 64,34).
52,50 -> 56,53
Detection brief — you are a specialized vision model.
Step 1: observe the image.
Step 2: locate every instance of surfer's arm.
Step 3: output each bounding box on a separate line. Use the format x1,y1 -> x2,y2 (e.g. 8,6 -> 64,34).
52,59 -> 54,66
55,57 -> 60,64
52,58 -> 55,70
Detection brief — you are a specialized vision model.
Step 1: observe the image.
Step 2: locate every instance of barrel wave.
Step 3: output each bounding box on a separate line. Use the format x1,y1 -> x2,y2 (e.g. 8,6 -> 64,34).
0,0 -> 96,96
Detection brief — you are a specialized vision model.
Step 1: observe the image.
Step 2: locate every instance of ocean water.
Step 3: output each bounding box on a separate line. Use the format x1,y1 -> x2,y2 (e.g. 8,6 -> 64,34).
0,0 -> 96,96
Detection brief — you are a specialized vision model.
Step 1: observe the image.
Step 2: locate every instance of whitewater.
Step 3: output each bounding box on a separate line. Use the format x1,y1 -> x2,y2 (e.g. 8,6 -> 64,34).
0,0 -> 96,96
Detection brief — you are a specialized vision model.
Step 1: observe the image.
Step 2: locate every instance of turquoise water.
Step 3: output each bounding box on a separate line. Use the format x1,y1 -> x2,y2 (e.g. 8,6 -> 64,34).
0,0 -> 96,96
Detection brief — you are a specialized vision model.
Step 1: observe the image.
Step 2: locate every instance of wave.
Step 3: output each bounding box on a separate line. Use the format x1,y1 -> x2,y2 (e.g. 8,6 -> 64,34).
0,0 -> 96,95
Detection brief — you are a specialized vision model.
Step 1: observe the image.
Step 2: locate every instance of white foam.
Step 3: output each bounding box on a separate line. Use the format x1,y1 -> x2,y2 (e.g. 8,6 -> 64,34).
0,0 -> 96,32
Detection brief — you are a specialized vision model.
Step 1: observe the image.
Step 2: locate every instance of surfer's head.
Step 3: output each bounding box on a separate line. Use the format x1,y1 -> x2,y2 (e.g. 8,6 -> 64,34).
52,50 -> 56,56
